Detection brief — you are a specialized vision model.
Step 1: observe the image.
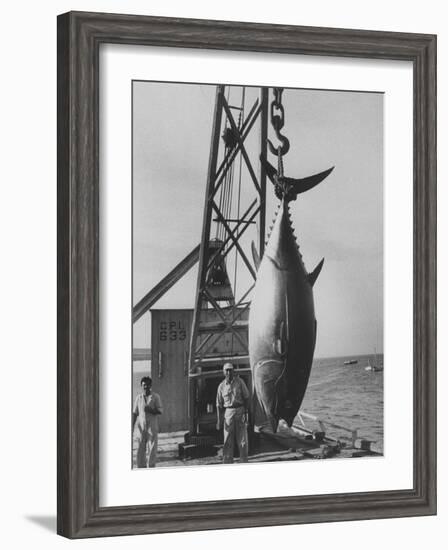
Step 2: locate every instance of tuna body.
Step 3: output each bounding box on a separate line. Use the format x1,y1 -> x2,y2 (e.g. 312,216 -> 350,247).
249,199 -> 318,432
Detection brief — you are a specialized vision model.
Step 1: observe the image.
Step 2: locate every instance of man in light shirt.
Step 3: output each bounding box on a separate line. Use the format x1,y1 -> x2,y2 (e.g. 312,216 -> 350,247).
216,363 -> 250,464
132,376 -> 163,468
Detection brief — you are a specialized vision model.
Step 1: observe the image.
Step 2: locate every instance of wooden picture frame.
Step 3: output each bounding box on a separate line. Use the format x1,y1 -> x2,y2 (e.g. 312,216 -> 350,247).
57,11 -> 436,538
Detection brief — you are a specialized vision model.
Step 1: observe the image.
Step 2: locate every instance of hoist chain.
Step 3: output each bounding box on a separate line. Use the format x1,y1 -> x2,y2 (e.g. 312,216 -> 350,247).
268,87 -> 290,174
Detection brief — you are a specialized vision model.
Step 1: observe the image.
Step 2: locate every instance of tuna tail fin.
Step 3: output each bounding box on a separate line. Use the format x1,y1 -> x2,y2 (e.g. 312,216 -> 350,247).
260,155 -> 334,200
307,258 -> 324,287
286,166 -> 334,195
260,154 -> 278,183
251,241 -> 261,271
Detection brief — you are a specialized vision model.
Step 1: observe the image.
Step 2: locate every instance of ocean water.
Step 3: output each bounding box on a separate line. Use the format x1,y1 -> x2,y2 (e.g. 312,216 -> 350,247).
132,353 -> 383,450
301,354 -> 383,449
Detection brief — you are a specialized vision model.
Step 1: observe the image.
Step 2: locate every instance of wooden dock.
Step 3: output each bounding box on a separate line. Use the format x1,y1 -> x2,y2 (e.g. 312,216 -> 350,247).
132,417 -> 382,468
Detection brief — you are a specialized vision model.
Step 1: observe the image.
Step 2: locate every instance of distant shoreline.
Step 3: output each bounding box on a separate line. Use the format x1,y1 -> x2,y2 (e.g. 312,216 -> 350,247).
131,352 -> 384,374
314,352 -> 384,361
133,361 -> 151,375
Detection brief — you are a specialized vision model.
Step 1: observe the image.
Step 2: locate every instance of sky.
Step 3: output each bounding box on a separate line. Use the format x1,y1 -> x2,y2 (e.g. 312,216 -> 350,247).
132,81 -> 383,358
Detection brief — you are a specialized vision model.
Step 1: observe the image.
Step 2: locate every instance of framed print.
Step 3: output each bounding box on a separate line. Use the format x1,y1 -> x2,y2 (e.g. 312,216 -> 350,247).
57,11 -> 436,538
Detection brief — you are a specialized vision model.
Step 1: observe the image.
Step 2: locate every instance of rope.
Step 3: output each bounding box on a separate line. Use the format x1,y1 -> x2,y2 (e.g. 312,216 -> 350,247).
277,148 -> 284,178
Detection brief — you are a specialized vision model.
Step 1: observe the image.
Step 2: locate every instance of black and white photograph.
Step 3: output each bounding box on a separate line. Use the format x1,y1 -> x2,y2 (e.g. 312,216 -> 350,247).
132,81 -> 383,468
0,0 -> 442,544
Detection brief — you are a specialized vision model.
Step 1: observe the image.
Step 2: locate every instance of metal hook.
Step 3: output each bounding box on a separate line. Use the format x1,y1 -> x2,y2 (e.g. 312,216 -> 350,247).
268,136 -> 290,157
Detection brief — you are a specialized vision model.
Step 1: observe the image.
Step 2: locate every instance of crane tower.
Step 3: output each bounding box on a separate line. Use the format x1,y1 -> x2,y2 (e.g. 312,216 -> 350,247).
187,85 -> 269,434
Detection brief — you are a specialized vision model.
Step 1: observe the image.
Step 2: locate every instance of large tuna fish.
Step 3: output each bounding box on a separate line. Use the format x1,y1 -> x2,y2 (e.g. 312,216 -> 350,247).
249,157 -> 333,432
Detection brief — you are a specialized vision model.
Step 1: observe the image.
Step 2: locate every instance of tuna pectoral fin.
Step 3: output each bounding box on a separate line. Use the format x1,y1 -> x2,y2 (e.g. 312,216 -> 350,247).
307,258 -> 324,287
251,241 -> 261,271
273,320 -> 288,356
254,360 -> 284,432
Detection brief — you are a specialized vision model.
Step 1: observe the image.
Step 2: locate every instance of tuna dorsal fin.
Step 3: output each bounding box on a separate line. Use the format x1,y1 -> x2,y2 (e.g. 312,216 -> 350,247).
307,258 -> 325,287
251,241 -> 261,271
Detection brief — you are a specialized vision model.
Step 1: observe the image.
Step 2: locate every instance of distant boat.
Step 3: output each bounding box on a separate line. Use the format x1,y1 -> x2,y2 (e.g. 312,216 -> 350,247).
365,362 -> 383,372
344,359 -> 358,365
365,351 -> 383,372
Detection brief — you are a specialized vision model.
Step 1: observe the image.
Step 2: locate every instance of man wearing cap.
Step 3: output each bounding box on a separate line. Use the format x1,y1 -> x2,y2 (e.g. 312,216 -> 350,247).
216,362 -> 250,464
